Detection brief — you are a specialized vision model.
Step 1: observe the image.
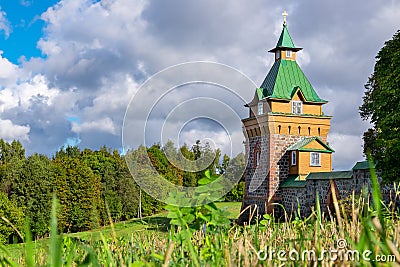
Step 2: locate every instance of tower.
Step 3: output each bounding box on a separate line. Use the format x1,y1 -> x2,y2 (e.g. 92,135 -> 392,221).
240,12 -> 334,219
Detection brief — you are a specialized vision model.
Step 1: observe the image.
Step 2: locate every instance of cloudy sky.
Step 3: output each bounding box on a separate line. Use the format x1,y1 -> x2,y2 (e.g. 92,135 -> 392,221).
0,0 -> 399,170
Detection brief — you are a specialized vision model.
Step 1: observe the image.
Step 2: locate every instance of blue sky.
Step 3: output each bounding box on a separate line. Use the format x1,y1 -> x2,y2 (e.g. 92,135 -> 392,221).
0,1 -> 59,63
0,0 -> 399,170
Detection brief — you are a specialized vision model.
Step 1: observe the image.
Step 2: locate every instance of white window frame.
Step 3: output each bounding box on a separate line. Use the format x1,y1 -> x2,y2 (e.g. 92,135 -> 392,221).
257,102 -> 263,115
310,152 -> 321,166
286,50 -> 292,58
291,151 -> 296,166
292,101 -> 302,115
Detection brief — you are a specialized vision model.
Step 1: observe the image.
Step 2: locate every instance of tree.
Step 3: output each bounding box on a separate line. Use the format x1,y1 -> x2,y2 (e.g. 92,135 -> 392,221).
53,153 -> 102,233
0,192 -> 24,244
125,145 -> 165,215
224,153 -> 246,201
179,144 -> 197,187
12,154 -> 54,239
360,30 -> 400,182
0,140 -> 26,196
81,147 -> 139,222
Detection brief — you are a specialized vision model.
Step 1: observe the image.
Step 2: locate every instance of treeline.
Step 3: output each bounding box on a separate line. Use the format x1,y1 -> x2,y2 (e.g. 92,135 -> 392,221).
0,139 -> 244,244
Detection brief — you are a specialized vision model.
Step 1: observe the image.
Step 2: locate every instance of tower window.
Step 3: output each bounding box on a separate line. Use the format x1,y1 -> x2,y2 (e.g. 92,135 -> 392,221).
292,101 -> 302,114
286,50 -> 292,58
310,152 -> 321,166
275,51 -> 281,61
291,151 -> 297,166
257,102 -> 263,115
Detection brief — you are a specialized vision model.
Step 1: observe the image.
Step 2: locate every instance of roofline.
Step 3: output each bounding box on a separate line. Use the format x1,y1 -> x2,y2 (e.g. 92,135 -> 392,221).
286,136 -> 335,152
269,112 -> 332,118
266,96 -> 328,104
306,170 -> 353,180
297,148 -> 334,153
268,47 -> 303,53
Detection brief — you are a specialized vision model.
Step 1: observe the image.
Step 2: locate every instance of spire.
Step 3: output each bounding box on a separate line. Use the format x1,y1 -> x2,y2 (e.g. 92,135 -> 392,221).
282,10 -> 288,26
259,11 -> 326,103
269,11 -> 302,53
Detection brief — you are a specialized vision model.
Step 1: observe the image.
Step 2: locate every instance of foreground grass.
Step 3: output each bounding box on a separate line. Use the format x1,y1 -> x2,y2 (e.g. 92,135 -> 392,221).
1,170 -> 400,266
1,202 -> 242,265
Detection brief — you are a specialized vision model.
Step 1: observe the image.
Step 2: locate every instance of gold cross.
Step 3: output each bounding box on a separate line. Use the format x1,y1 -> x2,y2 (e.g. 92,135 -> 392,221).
282,10 -> 288,25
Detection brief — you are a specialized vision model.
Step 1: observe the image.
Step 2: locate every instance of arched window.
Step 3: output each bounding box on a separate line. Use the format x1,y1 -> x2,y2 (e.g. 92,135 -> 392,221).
278,125 -> 281,134
254,142 -> 261,168
298,126 -> 301,134
288,126 -> 291,134
308,127 -> 311,135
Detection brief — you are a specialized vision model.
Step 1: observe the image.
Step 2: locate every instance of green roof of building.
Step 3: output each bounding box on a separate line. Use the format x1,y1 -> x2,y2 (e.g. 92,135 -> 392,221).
286,136 -> 335,153
258,60 -> 327,103
269,25 -> 302,52
352,161 -> 374,170
280,175 -> 306,188
306,171 -> 353,180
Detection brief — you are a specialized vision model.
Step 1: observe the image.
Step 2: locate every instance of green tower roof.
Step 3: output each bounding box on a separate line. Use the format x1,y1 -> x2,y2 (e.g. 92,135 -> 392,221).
257,59 -> 327,103
269,24 -> 302,53
257,23 -> 326,103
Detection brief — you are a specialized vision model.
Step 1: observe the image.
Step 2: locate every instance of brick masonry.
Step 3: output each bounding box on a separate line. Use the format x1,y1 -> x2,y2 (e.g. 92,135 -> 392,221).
239,127 -> 399,222
239,132 -> 304,222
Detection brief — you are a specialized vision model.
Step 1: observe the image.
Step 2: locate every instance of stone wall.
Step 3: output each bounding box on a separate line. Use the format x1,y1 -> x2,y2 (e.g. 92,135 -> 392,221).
239,135 -> 270,222
281,170 -> 400,218
240,133 -> 304,222
280,187 -> 307,217
269,134 -> 304,199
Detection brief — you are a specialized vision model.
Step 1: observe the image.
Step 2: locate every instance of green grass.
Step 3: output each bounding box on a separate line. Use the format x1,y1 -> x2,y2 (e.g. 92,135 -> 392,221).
63,202 -> 241,241
1,189 -> 400,267
214,201 -> 242,219
64,202 -> 242,241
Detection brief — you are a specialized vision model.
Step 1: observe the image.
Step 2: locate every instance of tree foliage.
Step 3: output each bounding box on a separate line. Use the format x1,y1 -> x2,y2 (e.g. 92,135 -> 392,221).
0,192 -> 24,244
360,30 -> 400,182
53,152 -> 102,233
12,153 -> 54,238
0,139 -> 245,243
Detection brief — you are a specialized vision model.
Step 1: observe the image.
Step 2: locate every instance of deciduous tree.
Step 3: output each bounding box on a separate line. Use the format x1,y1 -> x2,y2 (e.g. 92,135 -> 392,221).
360,30 -> 400,182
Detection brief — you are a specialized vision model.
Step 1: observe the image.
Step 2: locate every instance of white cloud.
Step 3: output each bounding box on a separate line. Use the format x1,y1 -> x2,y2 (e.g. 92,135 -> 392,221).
0,74 -> 60,111
71,117 -> 117,135
0,52 -> 18,84
328,132 -> 364,171
0,8 -> 11,38
0,0 -> 397,160
179,129 -> 244,158
0,119 -> 30,141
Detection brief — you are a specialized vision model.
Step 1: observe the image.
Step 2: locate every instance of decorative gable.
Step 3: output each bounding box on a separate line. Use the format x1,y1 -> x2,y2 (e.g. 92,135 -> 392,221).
287,137 -> 334,153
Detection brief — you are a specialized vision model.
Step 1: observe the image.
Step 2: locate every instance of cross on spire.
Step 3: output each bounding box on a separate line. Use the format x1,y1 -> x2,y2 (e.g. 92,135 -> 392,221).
282,10 -> 288,25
